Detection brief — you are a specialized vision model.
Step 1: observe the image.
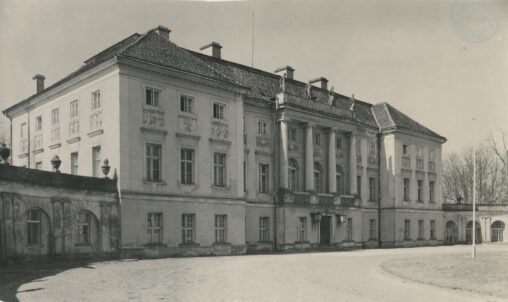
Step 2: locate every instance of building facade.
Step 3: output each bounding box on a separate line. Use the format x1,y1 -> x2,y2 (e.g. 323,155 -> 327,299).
3,25 -> 456,257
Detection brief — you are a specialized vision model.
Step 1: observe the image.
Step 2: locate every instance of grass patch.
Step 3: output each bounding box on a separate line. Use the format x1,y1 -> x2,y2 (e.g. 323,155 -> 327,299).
382,251 -> 508,298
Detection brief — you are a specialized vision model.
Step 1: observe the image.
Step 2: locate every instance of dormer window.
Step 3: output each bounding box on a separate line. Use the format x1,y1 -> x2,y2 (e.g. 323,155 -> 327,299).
146,88 -> 161,107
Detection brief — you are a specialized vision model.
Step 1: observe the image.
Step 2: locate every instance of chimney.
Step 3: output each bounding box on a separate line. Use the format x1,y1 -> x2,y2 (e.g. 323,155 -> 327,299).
309,77 -> 328,90
154,25 -> 171,40
200,42 -> 222,59
274,66 -> 295,80
32,74 -> 45,93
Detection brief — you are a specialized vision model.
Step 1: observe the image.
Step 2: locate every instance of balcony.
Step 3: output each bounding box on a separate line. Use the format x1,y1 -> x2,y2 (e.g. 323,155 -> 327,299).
317,193 -> 334,206
293,191 -> 310,204
442,203 -> 477,211
340,195 -> 357,207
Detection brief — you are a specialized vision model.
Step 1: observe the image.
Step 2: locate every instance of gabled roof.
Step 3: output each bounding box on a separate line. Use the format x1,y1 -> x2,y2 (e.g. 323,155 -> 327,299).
373,102 -> 446,140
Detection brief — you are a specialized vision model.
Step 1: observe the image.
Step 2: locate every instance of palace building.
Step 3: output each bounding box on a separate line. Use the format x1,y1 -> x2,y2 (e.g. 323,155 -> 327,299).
3,25 -> 451,257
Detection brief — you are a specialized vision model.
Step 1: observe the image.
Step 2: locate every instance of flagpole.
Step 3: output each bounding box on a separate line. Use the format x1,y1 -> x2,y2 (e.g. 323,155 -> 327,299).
472,117 -> 476,259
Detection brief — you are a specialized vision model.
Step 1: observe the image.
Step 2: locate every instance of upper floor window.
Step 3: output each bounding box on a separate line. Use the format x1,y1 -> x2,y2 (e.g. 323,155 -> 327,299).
369,177 -> 376,201
336,165 -> 343,195
146,143 -> 162,182
213,102 -> 226,120
180,94 -> 194,113
336,137 -> 342,149
429,181 -> 435,203
403,178 -> 410,201
145,88 -> 160,107
92,146 -> 101,177
402,144 -> 408,155
70,100 -> 79,118
288,159 -> 298,191
257,120 -> 268,136
289,127 -> 297,141
313,133 -> 321,145
51,108 -> 59,126
429,149 -> 436,172
259,163 -> 269,193
213,152 -> 227,187
417,180 -> 423,202
313,162 -> 322,193
416,146 -> 424,170
180,148 -> 194,184
20,122 -> 27,138
35,116 -> 42,131
91,90 -> 101,111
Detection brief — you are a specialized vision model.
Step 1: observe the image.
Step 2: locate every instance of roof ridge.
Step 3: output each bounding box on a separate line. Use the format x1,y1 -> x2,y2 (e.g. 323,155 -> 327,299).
84,33 -> 141,65
180,47 -> 238,85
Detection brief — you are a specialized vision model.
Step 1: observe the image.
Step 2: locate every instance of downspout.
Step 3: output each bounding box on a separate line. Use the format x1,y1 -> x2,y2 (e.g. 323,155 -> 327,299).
377,132 -> 382,248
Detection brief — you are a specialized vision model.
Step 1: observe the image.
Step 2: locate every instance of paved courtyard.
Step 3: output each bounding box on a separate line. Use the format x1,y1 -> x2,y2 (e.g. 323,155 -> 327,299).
1,245 -> 507,302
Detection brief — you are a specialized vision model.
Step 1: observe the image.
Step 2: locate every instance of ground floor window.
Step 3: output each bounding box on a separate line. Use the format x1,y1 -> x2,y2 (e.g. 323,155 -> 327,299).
147,212 -> 162,244
27,209 -> 41,244
345,218 -> 353,241
259,217 -> 270,241
491,221 -> 505,242
369,219 -> 376,240
404,219 -> 411,240
215,215 -> 227,243
182,214 -> 195,244
77,212 -> 91,244
297,217 -> 307,242
418,220 -> 424,239
430,220 -> 436,240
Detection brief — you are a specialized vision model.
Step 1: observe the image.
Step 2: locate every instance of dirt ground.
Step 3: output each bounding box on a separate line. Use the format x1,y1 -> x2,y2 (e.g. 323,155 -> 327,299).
1,245 -> 507,302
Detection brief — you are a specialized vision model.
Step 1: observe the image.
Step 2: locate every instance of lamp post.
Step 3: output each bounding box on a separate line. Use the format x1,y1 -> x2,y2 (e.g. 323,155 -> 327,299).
472,118 -> 476,258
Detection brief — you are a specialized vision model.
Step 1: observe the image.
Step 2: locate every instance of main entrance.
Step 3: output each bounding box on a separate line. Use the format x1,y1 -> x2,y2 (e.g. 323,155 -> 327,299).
320,216 -> 331,246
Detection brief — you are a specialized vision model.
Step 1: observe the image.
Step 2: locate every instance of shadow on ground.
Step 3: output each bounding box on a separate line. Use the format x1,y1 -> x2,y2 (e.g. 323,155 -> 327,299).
0,260 -> 94,302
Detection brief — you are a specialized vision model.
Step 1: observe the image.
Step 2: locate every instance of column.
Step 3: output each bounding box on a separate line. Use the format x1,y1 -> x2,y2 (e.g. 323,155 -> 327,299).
328,128 -> 337,193
305,123 -> 314,191
349,133 -> 357,195
279,118 -> 289,189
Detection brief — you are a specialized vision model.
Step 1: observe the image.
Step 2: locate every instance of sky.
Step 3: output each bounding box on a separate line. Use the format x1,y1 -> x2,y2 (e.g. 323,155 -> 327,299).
0,0 -> 506,154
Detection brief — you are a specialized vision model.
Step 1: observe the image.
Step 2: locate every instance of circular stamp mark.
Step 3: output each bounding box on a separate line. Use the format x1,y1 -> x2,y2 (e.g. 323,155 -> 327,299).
450,0 -> 501,43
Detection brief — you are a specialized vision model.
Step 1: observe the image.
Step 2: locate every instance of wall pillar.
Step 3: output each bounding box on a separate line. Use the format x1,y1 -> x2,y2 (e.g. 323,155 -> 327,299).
305,123 -> 315,191
279,118 -> 289,190
328,128 -> 337,193
349,132 -> 357,195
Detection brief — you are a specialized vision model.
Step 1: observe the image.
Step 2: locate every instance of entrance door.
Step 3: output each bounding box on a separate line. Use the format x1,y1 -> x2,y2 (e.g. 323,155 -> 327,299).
320,216 -> 331,246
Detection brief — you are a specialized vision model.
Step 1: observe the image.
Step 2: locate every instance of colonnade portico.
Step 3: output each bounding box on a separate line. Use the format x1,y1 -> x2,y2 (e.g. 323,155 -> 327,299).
277,115 -> 358,197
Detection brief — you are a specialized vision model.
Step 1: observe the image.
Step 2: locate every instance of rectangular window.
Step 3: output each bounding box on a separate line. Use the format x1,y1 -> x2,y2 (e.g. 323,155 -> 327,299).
35,161 -> 42,170
71,152 -> 78,175
369,219 -> 377,240
213,152 -> 227,187
27,209 -> 41,244
146,144 -> 162,182
147,212 -> 162,244
180,148 -> 194,184
429,181 -> 435,203
259,164 -> 269,193
357,176 -> 362,198
417,180 -> 423,202
403,178 -> 410,201
77,212 -> 91,244
181,214 -> 195,244
51,108 -> 59,126
243,161 -> 247,192
336,137 -> 342,149
215,215 -> 227,243
404,219 -> 411,240
369,177 -> 376,201
92,146 -> 101,177
213,103 -> 225,120
20,122 -> 27,138
145,88 -> 160,107
91,90 -> 101,110
430,220 -> 436,240
313,133 -> 320,145
70,100 -> 79,118
345,218 -> 353,241
297,217 -> 307,242
418,220 -> 424,239
259,217 -> 270,241
402,144 -> 408,155
289,128 -> 297,141
257,120 -> 268,136
35,116 -> 42,131
289,165 -> 297,192
180,94 -> 194,113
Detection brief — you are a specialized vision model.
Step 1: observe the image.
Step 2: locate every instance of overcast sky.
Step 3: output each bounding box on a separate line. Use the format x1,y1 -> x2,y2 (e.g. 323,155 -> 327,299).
0,0 -> 506,154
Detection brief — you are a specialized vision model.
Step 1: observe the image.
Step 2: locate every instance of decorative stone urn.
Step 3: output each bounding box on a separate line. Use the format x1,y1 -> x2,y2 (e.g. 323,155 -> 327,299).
51,155 -> 62,173
0,144 -> 10,164
101,159 -> 111,178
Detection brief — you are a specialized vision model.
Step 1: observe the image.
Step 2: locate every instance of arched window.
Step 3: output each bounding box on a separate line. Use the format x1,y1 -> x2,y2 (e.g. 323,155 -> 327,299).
77,211 -> 92,244
336,165 -> 343,195
27,208 -> 42,244
445,221 -> 458,243
288,159 -> 298,191
491,221 -> 505,242
313,162 -> 322,193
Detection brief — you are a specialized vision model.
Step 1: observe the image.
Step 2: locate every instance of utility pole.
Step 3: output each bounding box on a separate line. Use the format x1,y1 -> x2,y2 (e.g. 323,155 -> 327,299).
472,117 -> 476,259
